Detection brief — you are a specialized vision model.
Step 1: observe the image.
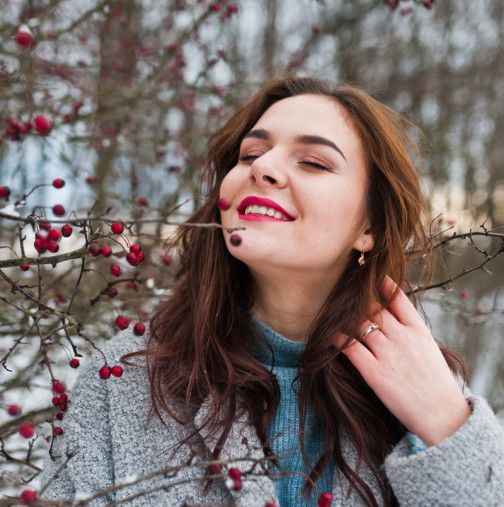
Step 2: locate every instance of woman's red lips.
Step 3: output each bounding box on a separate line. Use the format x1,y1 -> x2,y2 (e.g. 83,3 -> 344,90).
237,196 -> 294,220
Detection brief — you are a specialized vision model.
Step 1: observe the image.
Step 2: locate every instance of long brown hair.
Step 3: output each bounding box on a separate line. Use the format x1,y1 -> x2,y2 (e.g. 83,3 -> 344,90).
127,77 -> 463,506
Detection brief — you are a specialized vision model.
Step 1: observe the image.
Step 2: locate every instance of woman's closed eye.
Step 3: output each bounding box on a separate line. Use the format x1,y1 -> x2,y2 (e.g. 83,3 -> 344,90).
239,154 -> 260,162
240,153 -> 332,172
299,159 -> 332,171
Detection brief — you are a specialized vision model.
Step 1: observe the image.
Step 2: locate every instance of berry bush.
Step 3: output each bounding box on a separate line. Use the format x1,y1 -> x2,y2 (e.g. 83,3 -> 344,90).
1,0 -> 504,505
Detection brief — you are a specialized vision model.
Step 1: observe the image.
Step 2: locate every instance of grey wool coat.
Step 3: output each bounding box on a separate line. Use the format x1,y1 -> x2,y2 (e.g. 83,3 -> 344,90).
40,329 -> 504,506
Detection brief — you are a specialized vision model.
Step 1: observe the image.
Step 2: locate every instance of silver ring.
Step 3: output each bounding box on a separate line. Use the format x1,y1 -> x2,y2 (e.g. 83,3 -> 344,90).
360,322 -> 379,341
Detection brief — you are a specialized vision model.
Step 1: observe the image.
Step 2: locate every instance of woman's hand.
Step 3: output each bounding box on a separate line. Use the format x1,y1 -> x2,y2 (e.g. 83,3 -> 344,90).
342,276 -> 471,447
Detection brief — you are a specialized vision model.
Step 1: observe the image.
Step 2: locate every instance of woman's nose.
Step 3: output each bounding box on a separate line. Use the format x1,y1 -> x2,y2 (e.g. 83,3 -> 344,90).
249,150 -> 288,188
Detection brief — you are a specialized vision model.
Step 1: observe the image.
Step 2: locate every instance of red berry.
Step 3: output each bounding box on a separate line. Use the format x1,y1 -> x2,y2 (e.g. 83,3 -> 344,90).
312,25 -> 321,34
52,381 -> 66,394
39,222 -> 51,231
52,178 -> 65,188
89,244 -> 101,256
20,265 -> 30,271
110,264 -> 121,277
69,358 -> 80,368
52,204 -> 65,216
99,365 -> 111,379
111,365 -> 123,377
317,492 -> 333,507
33,115 -> 52,134
34,238 -> 47,254
265,503 -> 278,507
162,254 -> 171,265
460,290 -> 468,299
86,175 -> 97,184
111,222 -> 124,234
115,315 -> 129,330
53,427 -> 63,436
232,478 -> 242,491
211,462 -> 222,472
15,27 -> 33,48
129,243 -> 142,254
138,197 -> 148,206
19,422 -> 35,439
60,393 -> 68,402
217,198 -> 230,211
52,396 -> 60,406
228,467 -> 241,480
107,286 -> 118,297
48,242 -> 59,253
422,0 -> 433,8
61,224 -> 73,237
59,402 -> 68,411
137,252 -> 145,262
133,322 -> 146,336
7,404 -> 21,416
230,234 -> 241,246
56,412 -> 64,420
0,186 -> 10,199
101,246 -> 112,257
476,305 -> 484,314
20,489 -> 37,505
126,252 -> 139,266
48,228 -> 61,241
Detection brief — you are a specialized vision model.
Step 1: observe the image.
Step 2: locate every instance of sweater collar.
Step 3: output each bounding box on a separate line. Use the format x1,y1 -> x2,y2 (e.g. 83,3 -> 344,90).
251,314 -> 305,368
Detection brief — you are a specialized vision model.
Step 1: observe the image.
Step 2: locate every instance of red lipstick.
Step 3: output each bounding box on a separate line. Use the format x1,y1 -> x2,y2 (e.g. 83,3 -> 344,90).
237,196 -> 294,221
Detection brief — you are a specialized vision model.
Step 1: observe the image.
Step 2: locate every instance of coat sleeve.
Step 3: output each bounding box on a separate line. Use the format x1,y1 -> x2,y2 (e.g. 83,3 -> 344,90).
39,348 -> 115,505
385,396 -> 504,506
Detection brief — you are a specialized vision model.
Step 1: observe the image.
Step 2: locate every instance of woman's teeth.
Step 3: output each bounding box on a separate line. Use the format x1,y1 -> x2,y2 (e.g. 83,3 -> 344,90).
243,204 -> 289,220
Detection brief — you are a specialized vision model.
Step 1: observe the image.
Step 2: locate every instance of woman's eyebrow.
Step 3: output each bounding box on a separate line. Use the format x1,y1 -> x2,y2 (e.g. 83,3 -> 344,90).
242,129 -> 346,161
295,134 -> 346,161
242,128 -> 269,141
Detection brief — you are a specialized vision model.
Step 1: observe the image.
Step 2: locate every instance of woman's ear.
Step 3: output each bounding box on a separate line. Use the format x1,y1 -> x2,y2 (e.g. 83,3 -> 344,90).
353,227 -> 375,253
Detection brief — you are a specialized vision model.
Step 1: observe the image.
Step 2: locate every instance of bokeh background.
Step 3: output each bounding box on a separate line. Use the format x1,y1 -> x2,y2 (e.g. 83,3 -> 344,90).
1,0 -> 503,498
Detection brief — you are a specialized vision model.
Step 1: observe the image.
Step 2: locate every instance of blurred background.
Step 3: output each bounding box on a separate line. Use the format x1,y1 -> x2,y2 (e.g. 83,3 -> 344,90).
1,0 -> 503,495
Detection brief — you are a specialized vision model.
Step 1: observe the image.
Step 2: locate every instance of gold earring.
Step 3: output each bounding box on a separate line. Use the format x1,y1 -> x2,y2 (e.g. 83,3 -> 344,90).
358,251 -> 365,266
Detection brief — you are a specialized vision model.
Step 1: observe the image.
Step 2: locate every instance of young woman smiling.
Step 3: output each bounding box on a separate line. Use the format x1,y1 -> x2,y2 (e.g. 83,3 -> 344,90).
41,78 -> 504,506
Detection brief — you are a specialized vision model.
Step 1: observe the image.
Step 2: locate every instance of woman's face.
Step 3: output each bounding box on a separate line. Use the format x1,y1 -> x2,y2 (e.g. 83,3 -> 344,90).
220,94 -> 374,284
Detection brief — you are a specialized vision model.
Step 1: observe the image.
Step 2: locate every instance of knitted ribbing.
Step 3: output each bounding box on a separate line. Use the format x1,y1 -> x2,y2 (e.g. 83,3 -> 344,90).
252,316 -> 335,507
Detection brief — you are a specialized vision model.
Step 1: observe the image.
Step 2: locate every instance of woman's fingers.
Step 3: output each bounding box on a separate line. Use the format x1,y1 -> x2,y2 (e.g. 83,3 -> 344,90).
381,275 -> 423,328
341,337 -> 378,373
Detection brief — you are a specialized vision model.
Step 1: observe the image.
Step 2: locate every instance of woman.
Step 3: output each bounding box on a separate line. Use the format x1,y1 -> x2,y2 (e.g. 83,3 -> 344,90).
40,77 -> 504,506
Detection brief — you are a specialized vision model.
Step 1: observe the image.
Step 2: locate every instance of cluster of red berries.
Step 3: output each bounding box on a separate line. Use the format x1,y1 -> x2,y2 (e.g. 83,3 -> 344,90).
383,0 -> 434,13
53,290 -> 67,307
99,364 -> 124,379
217,199 -> 242,246
114,316 -> 146,336
227,467 -> 242,491
33,218 -> 70,255
52,392 -> 69,425
210,2 -> 238,21
3,115 -> 52,142
62,101 -> 84,124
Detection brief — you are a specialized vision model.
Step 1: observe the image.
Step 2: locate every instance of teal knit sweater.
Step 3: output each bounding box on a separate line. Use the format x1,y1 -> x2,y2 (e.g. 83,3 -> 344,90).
252,317 -> 335,506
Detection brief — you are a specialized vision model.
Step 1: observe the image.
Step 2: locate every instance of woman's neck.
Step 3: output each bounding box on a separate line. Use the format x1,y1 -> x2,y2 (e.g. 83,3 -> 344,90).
251,269 -> 335,342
